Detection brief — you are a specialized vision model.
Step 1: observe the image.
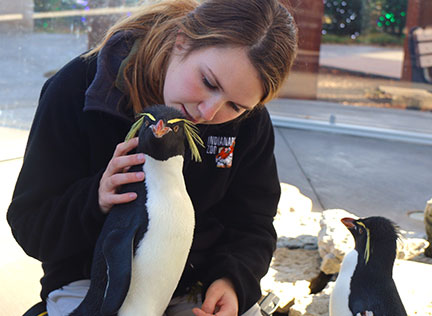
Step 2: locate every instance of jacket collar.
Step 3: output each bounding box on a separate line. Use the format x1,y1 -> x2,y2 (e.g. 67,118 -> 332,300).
83,32 -> 135,122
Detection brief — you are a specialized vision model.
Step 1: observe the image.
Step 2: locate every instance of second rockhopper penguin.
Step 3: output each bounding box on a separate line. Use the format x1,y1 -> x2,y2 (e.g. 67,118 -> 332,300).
329,216 -> 407,316
70,105 -> 203,316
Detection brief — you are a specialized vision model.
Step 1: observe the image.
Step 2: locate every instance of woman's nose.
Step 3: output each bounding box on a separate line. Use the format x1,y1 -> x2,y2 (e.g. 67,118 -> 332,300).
197,97 -> 224,121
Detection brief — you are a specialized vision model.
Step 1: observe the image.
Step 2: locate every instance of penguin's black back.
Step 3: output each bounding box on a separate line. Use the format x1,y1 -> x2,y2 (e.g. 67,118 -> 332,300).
348,216 -> 407,316
349,270 -> 406,315
69,170 -> 148,316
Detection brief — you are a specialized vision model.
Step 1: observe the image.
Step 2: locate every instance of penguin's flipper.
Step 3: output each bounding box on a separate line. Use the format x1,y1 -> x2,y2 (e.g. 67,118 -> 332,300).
100,228 -> 136,315
355,312 -> 374,316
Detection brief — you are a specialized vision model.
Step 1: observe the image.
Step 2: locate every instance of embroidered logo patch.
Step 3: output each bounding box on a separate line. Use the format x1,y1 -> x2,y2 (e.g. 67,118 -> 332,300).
206,136 -> 236,168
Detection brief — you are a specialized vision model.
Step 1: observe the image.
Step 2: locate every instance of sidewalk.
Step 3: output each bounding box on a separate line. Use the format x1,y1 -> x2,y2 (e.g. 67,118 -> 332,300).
269,98 -> 432,235
0,127 -> 42,315
320,43 -> 404,80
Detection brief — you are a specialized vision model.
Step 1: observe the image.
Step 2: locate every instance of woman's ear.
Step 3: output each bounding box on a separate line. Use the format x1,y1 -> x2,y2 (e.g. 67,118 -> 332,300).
173,32 -> 189,55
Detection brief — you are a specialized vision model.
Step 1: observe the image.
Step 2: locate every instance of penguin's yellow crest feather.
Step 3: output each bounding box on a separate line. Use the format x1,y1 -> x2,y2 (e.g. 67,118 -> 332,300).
125,113 -> 204,162
357,221 -> 371,264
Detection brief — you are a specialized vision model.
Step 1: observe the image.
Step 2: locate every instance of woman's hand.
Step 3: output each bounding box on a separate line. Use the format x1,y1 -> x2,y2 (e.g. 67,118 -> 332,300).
98,137 -> 145,214
192,278 -> 238,316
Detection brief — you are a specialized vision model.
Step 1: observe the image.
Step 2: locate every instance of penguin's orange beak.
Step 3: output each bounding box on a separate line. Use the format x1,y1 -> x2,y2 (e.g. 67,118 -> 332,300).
341,217 -> 356,229
151,119 -> 172,138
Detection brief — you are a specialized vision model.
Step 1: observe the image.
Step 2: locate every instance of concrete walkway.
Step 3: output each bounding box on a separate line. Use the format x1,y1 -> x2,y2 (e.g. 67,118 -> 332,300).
268,98 -> 432,234
320,43 -> 404,79
0,127 -> 42,315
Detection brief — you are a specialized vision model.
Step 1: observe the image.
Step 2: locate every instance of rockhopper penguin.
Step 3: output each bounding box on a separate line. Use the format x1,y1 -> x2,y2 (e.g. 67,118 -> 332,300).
70,105 -> 204,316
329,216 -> 407,316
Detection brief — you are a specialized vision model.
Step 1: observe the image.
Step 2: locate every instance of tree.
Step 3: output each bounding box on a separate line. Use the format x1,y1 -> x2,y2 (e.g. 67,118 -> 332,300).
376,0 -> 407,36
323,0 -> 364,36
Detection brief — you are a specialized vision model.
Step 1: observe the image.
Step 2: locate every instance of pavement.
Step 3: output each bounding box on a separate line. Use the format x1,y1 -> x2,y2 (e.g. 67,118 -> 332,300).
268,98 -> 432,235
1,33 -> 432,314
319,43 -> 404,79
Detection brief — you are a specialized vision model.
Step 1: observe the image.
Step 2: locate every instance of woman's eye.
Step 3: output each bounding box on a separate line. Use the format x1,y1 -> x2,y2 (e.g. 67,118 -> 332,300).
202,76 -> 217,90
228,102 -> 241,113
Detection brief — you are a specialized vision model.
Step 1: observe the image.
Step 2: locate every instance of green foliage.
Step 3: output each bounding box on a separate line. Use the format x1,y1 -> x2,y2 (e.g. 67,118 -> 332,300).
33,0 -> 84,12
33,0 -> 88,32
33,0 -> 140,33
376,0 -> 407,36
323,0 -> 364,37
322,0 -> 408,44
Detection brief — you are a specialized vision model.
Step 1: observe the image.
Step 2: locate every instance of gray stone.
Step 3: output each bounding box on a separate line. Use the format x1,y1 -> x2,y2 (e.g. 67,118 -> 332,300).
425,198 -> 432,257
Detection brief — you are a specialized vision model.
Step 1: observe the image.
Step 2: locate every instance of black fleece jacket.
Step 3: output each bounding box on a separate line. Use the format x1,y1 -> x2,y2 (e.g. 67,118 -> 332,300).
7,50 -> 280,314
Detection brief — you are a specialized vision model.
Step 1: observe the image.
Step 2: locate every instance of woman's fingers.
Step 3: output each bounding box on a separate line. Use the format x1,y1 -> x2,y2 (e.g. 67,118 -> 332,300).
106,153 -> 145,176
98,137 -> 146,214
106,171 -> 145,189
101,191 -> 138,209
113,137 -> 139,157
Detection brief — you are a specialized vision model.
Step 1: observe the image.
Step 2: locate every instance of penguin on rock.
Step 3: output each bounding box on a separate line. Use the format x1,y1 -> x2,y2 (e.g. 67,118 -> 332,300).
70,105 -> 204,316
329,216 -> 407,316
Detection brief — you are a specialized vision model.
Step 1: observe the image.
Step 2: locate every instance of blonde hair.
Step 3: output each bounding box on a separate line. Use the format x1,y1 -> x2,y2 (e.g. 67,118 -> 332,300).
85,0 -> 297,114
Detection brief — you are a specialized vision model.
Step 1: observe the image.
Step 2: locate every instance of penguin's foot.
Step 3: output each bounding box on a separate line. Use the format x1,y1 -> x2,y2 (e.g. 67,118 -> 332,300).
356,311 -> 373,316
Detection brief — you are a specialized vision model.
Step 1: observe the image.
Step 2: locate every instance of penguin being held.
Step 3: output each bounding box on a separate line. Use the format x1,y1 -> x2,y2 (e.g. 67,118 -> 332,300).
70,105 -> 204,316
329,216 -> 407,316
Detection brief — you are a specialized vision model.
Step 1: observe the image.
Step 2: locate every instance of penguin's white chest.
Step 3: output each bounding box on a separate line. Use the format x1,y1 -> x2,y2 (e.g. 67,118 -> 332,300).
119,155 -> 195,316
329,250 -> 358,316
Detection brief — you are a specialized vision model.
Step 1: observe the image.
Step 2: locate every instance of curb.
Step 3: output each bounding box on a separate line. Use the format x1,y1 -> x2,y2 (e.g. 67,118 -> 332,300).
271,115 -> 432,146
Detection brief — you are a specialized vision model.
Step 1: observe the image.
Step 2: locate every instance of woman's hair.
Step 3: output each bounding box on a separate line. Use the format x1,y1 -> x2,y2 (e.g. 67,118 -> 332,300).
85,0 -> 298,114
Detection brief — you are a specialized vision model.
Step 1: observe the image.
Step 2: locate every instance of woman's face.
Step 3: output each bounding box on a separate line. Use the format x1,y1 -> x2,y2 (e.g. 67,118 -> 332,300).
163,39 -> 264,125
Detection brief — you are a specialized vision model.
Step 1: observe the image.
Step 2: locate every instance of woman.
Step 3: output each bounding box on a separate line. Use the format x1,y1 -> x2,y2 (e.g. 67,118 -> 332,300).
7,0 -> 297,315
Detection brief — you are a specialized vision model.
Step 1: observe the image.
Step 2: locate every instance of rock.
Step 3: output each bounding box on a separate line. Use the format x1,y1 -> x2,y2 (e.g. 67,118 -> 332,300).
317,209 -> 357,275
425,198 -> 432,257
397,235 -> 429,260
260,248 -> 321,313
277,235 -> 318,250
274,183 -> 321,248
288,283 -> 332,316
277,183 -> 313,215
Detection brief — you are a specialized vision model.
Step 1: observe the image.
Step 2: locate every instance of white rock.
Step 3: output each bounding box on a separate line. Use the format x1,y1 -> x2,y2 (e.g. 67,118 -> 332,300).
288,283 -> 332,316
261,248 -> 321,312
317,209 -> 357,274
277,183 -> 312,215
274,183 -> 321,248
397,236 -> 429,260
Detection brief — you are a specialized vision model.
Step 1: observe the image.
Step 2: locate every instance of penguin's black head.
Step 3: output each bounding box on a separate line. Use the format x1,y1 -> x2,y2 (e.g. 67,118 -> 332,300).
126,105 -> 203,161
341,216 -> 399,265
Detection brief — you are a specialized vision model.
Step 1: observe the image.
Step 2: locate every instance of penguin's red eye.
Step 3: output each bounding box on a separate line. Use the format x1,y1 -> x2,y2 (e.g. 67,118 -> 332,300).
173,125 -> 179,133
144,120 -> 149,127
358,227 -> 363,234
